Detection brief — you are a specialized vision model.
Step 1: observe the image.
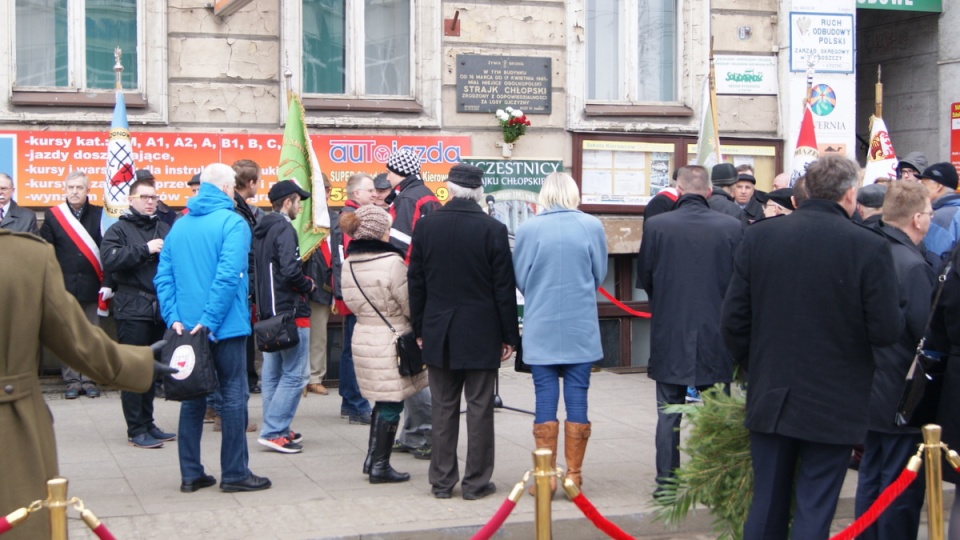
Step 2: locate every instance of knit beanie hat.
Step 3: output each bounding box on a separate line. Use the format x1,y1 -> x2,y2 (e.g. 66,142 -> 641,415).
386,148 -> 422,177
341,205 -> 392,241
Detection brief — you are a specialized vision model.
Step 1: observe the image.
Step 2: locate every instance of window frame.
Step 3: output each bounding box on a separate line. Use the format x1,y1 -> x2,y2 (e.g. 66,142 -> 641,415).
0,0 -> 167,123
568,0 -> 695,128
282,0 -> 441,128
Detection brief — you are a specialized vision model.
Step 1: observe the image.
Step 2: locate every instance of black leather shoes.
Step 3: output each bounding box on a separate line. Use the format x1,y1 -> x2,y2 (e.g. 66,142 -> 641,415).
432,487 -> 453,499
180,474 -> 217,493
220,474 -> 271,493
463,482 -> 497,501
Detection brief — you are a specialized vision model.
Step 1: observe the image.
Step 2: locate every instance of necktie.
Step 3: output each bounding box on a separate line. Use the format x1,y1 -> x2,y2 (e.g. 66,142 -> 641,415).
0,207 -> 5,221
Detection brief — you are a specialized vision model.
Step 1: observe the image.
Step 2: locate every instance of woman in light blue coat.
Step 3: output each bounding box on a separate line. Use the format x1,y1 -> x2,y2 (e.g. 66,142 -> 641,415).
513,172 -> 607,493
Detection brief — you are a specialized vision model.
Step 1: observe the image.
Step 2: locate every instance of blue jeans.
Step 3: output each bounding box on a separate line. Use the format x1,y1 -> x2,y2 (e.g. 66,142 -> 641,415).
178,336 -> 251,484
339,315 -> 371,415
260,327 -> 310,440
531,362 -> 592,424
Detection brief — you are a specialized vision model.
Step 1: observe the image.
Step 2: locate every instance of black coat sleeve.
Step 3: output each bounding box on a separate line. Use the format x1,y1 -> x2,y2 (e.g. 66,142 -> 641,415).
101,224 -> 150,273
275,226 -> 313,294
862,241 -> 905,348
636,226 -> 656,295
407,226 -> 427,337
489,224 -> 519,347
721,236 -> 753,368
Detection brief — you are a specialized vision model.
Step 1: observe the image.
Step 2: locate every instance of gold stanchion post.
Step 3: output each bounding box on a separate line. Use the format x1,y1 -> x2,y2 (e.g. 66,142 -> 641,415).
46,477 -> 69,540
923,425 -> 945,540
533,448 -> 553,540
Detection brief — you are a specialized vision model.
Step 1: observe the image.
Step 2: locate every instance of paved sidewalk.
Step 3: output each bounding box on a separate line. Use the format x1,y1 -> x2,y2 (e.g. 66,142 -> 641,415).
40,368 -> 935,539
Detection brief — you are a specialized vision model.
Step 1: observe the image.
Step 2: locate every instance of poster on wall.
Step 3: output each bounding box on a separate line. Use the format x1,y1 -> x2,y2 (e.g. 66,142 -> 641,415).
786,74 -> 855,159
0,131 -> 470,208
714,55 -> 778,95
789,12 -> 855,73
579,140 -> 674,207
463,158 -> 562,238
952,103 -> 960,175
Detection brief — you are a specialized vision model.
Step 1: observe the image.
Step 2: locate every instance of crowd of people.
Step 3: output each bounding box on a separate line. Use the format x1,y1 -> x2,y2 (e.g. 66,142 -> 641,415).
642,151 -> 960,540
7,145 -> 960,537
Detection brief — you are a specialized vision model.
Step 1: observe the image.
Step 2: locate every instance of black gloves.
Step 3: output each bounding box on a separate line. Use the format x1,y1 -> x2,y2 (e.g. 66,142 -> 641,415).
150,340 -> 178,379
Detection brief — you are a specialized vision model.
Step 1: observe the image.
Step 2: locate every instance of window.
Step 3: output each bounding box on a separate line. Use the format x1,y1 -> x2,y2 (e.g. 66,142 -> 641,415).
284,0 -> 441,128
585,0 -> 677,102
2,0 -> 167,120
301,0 -> 412,97
15,0 -> 138,90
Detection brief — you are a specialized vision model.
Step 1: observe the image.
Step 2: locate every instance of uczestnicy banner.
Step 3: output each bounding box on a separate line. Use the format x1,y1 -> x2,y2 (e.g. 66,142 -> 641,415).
463,158 -> 562,239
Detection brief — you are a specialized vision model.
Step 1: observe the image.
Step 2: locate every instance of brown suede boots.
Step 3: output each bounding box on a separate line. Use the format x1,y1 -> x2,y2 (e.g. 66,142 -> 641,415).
563,420 -> 591,489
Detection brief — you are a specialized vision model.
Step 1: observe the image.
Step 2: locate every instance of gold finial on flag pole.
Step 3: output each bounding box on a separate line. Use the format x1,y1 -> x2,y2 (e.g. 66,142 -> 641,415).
114,47 -> 124,91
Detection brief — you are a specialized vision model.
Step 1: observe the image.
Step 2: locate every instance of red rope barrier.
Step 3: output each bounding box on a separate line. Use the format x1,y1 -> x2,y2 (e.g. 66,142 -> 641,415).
91,523 -> 117,540
471,498 -> 518,540
597,287 -> 651,319
0,517 -> 11,535
828,466 -> 919,540
569,492 -> 635,540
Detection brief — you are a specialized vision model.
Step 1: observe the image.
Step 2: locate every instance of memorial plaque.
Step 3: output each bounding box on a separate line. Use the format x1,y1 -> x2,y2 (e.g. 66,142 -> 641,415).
457,55 -> 551,114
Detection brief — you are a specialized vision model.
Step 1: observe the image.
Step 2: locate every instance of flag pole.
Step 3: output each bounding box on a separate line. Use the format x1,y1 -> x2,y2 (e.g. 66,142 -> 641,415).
284,52 -> 293,108
708,37 -> 722,164
875,65 -> 883,119
113,47 -> 123,91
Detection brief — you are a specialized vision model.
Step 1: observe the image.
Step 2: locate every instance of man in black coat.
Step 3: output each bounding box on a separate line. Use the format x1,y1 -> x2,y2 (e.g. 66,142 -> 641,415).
408,163 -> 519,501
101,178 -> 177,449
0,173 -> 38,234
721,154 -> 904,540
853,181 -> 933,540
708,163 -> 743,219
39,171 -> 104,399
636,165 -> 742,490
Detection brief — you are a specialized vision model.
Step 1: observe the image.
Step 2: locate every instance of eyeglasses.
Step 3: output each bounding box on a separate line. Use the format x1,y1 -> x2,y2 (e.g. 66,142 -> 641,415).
130,194 -> 159,202
918,210 -> 935,217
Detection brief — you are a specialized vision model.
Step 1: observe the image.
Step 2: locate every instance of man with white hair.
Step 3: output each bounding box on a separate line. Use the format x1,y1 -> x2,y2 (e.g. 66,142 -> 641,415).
0,173 -> 38,234
408,163 -> 519,500
155,163 -> 271,493
40,171 -> 104,399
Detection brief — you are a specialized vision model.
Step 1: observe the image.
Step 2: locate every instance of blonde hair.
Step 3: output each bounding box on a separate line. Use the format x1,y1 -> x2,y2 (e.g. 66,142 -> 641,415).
883,181 -> 928,225
537,172 -> 580,211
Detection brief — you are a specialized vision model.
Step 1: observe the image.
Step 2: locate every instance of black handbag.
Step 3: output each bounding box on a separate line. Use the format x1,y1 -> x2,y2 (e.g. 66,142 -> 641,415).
895,260 -> 952,428
161,326 -> 218,401
514,338 -> 531,373
349,261 -> 426,377
251,257 -> 300,353
253,312 -> 300,353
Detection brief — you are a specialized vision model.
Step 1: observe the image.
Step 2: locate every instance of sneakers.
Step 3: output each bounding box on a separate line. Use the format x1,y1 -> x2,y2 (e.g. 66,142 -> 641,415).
65,386 -> 80,400
685,387 -> 702,403
349,412 -> 372,425
83,385 -> 101,398
148,427 -> 177,442
129,432 -> 164,449
289,431 -> 303,444
393,441 -> 431,460
258,436 -> 303,454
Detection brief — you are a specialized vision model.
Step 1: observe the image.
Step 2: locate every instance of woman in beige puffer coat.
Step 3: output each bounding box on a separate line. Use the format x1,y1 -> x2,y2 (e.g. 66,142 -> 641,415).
341,205 -> 428,484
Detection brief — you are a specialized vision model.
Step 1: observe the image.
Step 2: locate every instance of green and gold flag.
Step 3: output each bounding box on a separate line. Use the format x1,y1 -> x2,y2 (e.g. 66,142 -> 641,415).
279,93 -> 329,260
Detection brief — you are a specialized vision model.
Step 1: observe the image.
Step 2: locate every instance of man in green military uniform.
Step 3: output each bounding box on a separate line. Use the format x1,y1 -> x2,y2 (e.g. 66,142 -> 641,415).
0,229 -> 160,540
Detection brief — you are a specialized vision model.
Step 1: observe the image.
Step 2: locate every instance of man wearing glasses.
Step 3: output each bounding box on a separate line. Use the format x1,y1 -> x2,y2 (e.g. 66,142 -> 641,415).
918,163 -> 960,267
101,177 -> 177,449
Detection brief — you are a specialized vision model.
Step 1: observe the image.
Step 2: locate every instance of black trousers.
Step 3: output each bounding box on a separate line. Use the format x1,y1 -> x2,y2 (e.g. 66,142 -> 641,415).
744,431 -> 851,540
854,430 -> 925,540
246,334 -> 258,388
116,318 -> 165,438
428,366 -> 496,494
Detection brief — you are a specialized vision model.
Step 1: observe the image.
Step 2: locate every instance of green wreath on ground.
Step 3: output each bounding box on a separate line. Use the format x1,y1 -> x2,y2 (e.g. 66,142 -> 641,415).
653,385 -> 752,540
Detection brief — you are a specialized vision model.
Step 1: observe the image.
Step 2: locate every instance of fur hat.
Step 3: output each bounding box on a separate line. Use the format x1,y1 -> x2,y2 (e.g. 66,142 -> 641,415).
341,205 -> 392,241
446,163 -> 484,189
386,148 -> 421,178
711,163 -> 738,187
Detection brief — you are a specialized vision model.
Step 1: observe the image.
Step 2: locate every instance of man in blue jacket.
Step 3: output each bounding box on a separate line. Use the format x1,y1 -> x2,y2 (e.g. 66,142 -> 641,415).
919,162 -> 960,268
155,162 -> 271,493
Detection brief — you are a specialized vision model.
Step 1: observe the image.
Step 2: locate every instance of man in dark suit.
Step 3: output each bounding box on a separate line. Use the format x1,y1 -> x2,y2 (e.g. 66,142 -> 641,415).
39,171 -> 105,399
0,173 -> 38,234
636,165 -> 742,491
721,154 -> 903,539
408,163 -> 519,501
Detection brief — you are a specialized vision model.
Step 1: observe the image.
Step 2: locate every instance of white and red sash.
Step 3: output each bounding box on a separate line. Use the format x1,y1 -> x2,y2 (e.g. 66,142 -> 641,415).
49,202 -> 103,282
